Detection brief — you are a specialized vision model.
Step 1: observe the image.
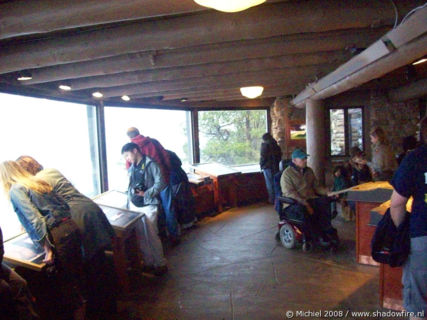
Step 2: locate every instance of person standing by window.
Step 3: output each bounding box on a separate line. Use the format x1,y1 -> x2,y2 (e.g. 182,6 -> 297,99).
122,143 -> 168,275
369,127 -> 397,181
260,133 -> 282,204
16,156 -> 117,319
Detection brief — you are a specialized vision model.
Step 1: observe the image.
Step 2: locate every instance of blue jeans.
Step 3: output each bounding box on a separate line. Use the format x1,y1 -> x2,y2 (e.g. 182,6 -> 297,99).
160,185 -> 179,238
263,169 -> 275,204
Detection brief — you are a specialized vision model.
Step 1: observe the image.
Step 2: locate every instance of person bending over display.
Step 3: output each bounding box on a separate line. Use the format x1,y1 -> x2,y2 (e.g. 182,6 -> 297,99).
16,156 -> 117,319
0,161 -> 85,320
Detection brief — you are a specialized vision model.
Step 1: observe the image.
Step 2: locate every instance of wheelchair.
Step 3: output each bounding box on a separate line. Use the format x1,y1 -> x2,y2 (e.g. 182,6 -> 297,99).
276,195 -> 339,252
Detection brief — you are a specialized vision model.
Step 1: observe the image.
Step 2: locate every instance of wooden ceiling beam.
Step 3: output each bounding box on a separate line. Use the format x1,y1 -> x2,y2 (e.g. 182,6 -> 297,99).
93,64 -> 335,98
157,86 -> 294,101
129,97 -> 276,109
0,0 -> 411,74
40,51 -> 347,90
0,0 -> 205,40
182,98 -> 276,108
18,29 -> 384,85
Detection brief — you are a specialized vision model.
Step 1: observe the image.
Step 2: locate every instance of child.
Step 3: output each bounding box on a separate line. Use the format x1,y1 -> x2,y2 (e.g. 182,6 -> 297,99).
349,146 -> 372,186
331,166 -> 353,221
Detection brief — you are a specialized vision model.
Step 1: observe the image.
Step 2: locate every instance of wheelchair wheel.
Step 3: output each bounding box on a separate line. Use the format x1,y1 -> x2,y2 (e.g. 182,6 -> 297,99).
279,224 -> 296,249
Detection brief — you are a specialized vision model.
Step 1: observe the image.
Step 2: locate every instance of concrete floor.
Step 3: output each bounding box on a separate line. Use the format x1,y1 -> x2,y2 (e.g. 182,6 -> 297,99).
118,203 -> 403,320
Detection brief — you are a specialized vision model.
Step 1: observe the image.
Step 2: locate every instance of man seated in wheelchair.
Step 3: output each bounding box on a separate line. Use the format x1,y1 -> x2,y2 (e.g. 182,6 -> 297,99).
279,148 -> 338,248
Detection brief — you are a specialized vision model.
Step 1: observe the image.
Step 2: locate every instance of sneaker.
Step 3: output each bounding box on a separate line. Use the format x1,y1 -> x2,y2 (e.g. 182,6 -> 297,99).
141,264 -> 168,276
318,237 -> 331,247
169,236 -> 181,247
153,265 -> 168,276
141,264 -> 156,274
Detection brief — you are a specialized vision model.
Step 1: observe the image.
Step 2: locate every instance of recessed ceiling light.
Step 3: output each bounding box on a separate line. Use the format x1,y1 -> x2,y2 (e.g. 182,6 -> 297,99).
17,71 -> 32,81
59,85 -> 71,91
92,91 -> 103,98
121,95 -> 130,101
240,86 -> 264,99
412,58 -> 427,65
194,0 -> 266,12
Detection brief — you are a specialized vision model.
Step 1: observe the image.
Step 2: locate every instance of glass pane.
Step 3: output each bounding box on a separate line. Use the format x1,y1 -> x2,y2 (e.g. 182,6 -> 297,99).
0,93 -> 100,240
198,110 -> 267,166
330,109 -> 345,156
104,107 -> 191,191
348,108 -> 363,150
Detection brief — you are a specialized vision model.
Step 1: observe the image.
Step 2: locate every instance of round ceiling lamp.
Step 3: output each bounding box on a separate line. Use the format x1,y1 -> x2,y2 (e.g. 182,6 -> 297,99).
59,84 -> 72,91
240,86 -> 264,99
194,0 -> 266,12
17,71 -> 32,81
92,91 -> 103,98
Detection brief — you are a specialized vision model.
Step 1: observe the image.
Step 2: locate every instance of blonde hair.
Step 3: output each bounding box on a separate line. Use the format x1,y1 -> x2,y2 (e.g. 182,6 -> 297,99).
0,161 -> 52,197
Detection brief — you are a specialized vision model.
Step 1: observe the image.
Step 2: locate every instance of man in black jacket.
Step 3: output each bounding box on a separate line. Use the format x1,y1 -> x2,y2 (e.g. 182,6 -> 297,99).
260,133 -> 282,204
390,117 -> 427,320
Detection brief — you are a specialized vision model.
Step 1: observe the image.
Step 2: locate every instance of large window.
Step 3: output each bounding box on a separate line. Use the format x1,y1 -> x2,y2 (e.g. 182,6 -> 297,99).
329,107 -> 364,156
104,106 -> 191,191
0,93 -> 100,240
198,110 -> 267,166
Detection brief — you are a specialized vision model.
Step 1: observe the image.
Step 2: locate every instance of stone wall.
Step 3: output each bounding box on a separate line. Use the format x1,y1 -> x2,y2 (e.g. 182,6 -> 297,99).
270,90 -> 420,171
270,97 -> 305,158
270,97 -> 287,152
369,89 -> 420,155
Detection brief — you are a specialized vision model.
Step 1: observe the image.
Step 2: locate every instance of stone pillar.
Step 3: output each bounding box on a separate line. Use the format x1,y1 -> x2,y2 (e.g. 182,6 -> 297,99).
306,99 -> 325,185
270,97 -> 289,157
271,97 -> 306,159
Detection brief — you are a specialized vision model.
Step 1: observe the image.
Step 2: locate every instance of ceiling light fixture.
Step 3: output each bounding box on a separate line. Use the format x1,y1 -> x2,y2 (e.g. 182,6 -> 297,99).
193,0 -> 265,12
240,86 -> 264,99
17,71 -> 32,81
59,84 -> 72,91
412,58 -> 427,65
92,91 -> 103,98
121,95 -> 130,101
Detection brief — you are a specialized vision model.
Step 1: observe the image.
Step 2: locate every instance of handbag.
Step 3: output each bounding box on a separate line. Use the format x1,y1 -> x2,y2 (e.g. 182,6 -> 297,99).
371,208 -> 410,267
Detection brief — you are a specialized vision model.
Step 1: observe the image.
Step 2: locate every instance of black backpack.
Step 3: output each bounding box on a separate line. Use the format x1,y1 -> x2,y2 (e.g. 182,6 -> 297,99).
371,208 -> 410,267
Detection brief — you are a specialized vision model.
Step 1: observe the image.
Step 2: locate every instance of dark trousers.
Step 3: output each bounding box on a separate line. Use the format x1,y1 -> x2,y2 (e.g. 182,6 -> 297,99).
263,169 -> 277,204
283,197 -> 334,241
48,218 -> 85,318
84,250 -> 118,320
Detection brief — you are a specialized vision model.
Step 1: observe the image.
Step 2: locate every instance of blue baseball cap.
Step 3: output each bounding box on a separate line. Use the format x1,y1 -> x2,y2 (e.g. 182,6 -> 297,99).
291,148 -> 309,159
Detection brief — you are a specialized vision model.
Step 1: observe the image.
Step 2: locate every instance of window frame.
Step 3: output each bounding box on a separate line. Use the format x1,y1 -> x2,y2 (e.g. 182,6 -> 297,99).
197,108 -> 269,167
327,106 -> 365,158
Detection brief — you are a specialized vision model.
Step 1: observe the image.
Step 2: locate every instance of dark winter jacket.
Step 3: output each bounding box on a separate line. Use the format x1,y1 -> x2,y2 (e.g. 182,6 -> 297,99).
260,139 -> 282,173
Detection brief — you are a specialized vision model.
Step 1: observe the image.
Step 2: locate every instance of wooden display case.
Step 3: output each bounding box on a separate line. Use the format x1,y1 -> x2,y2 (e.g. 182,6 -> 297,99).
346,182 -> 393,266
